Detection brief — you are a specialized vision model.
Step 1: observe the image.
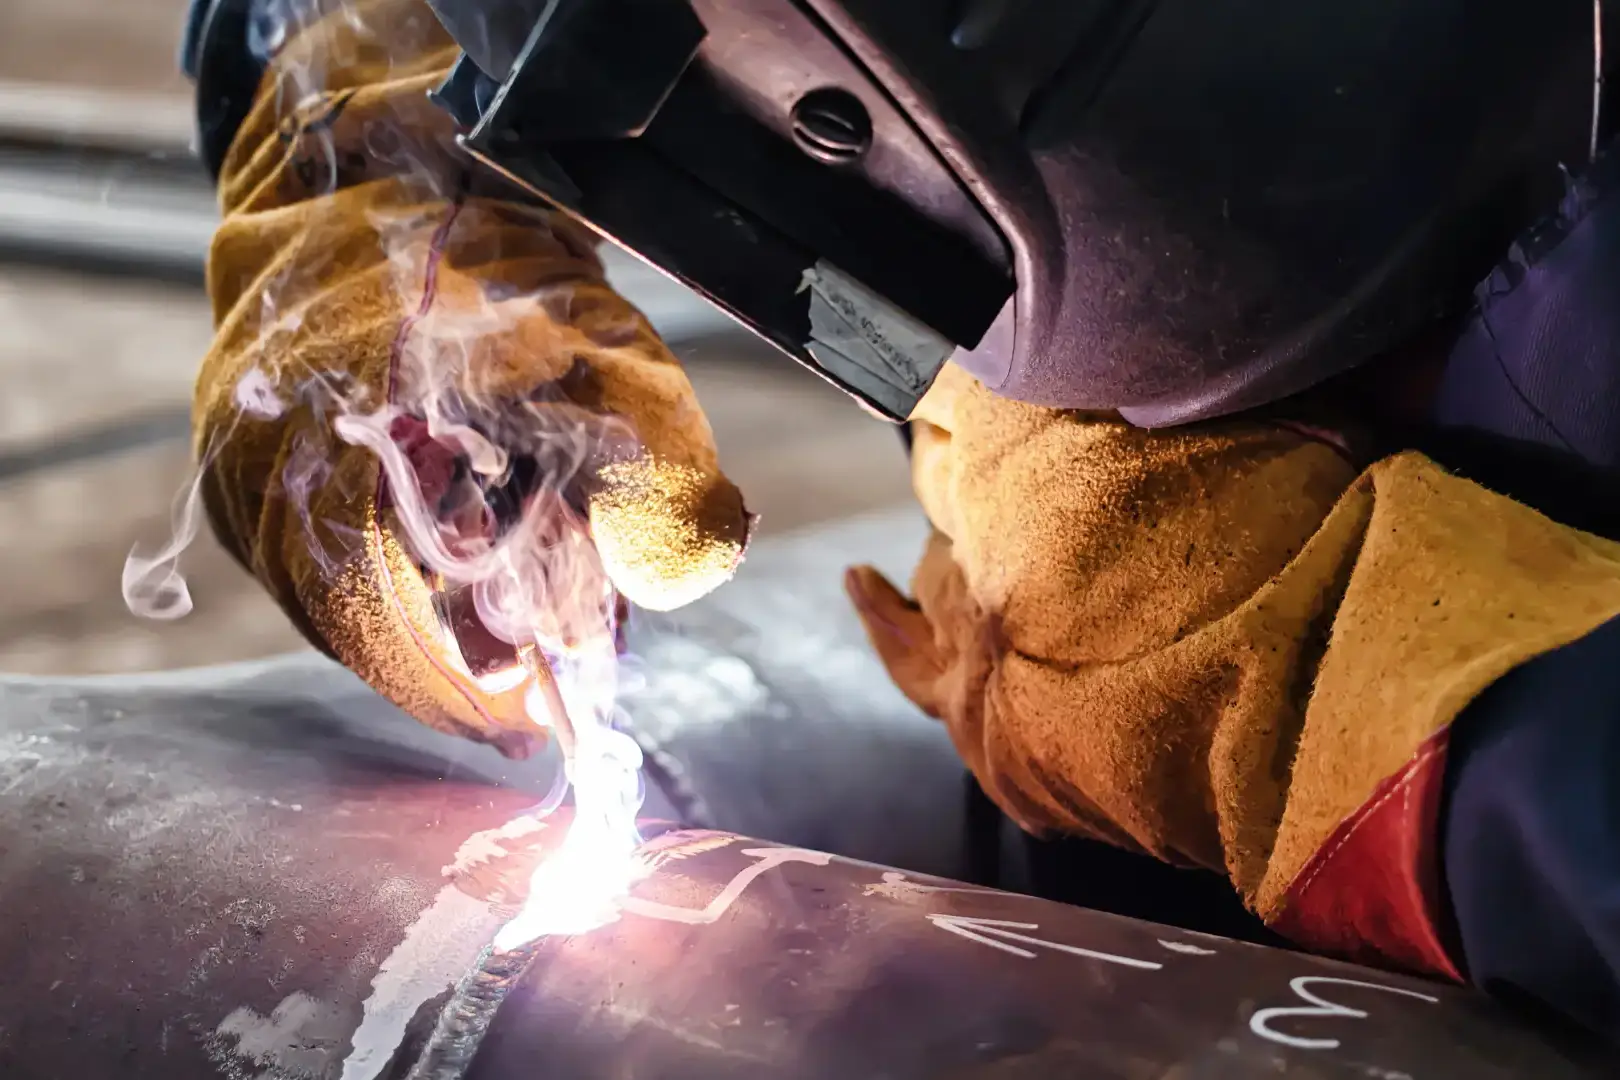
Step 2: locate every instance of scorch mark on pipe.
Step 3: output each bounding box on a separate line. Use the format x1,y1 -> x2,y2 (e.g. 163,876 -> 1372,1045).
339,815 -> 549,1080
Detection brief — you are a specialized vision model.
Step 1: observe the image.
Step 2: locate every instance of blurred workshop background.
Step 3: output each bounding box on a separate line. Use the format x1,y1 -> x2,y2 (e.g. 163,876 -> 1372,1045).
0,0 -> 913,676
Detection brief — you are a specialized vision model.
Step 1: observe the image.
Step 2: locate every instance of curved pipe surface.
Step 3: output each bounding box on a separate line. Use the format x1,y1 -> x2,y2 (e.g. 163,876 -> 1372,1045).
0,697 -> 1603,1080
458,821 -> 1608,1080
0,510 -> 1605,1077
0,507 -> 964,1079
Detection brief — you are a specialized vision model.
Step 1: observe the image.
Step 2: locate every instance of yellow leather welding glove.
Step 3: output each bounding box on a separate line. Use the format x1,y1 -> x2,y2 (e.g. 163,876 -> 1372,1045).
192,0 -> 748,756
849,362 -> 1620,978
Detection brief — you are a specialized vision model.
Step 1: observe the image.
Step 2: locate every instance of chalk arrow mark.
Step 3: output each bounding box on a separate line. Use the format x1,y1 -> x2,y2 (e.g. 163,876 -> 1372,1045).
927,915 -> 1163,970
623,848 -> 832,926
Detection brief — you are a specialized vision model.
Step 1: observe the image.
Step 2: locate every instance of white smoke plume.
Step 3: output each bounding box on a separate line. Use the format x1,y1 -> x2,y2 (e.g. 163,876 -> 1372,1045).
122,463 -> 208,621
124,0 -> 656,942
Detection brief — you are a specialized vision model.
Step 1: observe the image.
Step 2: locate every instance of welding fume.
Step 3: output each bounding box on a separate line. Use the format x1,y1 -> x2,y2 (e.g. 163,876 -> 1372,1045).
149,0 -> 1620,1045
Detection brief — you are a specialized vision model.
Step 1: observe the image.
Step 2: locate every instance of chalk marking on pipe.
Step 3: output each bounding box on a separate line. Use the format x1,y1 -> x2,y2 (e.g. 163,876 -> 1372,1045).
862,870 -> 1003,902
621,847 -> 832,926
208,991 -> 349,1080
634,828 -> 736,872
440,815 -> 547,877
928,914 -> 1164,970
1158,939 -> 1218,956
339,815 -> 549,1080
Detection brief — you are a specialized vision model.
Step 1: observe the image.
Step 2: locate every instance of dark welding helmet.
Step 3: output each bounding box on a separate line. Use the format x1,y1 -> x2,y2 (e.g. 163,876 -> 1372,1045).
423,0 -> 1608,424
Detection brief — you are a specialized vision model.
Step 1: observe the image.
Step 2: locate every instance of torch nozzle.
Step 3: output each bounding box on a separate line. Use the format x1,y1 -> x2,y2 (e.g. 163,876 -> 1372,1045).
523,649 -> 579,773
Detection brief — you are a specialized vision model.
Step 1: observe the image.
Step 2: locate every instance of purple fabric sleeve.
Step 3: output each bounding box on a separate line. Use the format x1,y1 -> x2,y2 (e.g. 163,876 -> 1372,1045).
1436,137 -> 1620,1045
1433,143 -> 1620,465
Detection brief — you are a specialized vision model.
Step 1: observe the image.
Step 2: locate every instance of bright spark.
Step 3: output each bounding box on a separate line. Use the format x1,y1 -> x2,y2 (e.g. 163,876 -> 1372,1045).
493,664 -> 649,951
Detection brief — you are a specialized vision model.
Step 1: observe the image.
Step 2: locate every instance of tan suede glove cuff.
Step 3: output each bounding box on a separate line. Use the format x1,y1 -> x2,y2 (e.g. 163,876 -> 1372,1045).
850,364 -> 1620,923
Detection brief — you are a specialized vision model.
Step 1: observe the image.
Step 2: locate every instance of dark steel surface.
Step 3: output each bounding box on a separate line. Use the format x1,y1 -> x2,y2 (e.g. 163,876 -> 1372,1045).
468,829 -> 1610,1080
0,660 -> 542,1080
617,509 -> 968,874
0,641 -> 952,1080
0,508 -> 965,1079
0,507 -> 1608,1077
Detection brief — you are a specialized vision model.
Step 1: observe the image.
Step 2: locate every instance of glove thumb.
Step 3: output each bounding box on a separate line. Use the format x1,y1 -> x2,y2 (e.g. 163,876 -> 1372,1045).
845,564 -> 947,716
590,458 -> 751,612
498,276 -> 752,614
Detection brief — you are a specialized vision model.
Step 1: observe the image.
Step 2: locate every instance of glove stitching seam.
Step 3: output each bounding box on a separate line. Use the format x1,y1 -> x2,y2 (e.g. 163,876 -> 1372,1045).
1286,742 -> 1442,904
369,185 -> 509,736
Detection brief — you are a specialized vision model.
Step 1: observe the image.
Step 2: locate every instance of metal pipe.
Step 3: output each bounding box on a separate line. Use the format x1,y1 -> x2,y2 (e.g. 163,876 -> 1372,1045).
0,675 -> 1606,1080
0,663 -> 555,1080
0,506 -> 1605,1078
452,821 -> 1610,1080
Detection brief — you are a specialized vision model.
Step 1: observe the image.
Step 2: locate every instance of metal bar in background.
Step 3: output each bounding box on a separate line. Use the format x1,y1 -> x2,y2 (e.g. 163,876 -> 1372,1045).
0,82 -> 205,281
0,147 -> 214,284
0,406 -> 194,486
0,79 -> 752,340
0,80 -> 195,160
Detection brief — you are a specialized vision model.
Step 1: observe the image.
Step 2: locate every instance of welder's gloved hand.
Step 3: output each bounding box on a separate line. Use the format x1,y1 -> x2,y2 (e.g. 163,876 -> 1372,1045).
192,0 -> 748,757
849,363 -> 1620,978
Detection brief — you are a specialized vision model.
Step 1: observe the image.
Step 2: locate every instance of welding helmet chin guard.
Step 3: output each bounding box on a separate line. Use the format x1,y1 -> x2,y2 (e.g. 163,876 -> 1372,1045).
426,0 -> 1605,426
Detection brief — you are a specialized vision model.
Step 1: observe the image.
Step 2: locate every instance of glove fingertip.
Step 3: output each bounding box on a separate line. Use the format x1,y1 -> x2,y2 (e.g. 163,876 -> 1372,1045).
590,457 -> 751,612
